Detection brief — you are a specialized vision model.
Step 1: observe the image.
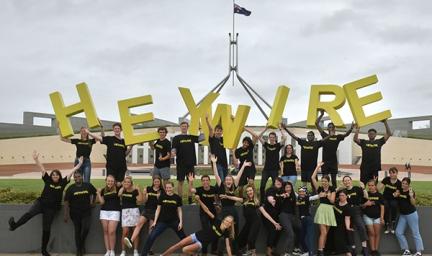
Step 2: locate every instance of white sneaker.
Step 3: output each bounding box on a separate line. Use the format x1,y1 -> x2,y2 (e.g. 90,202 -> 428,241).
134,249 -> 139,256
300,253 -> 309,256
413,252 -> 422,256
402,250 -> 412,256
124,237 -> 133,249
110,250 -> 116,256
104,251 -> 111,256
120,251 -> 126,256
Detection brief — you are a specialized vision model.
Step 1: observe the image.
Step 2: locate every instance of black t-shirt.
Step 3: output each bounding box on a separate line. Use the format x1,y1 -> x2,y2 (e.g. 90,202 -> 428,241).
101,187 -> 121,211
297,195 -> 312,217
218,183 -> 237,207
333,203 -> 352,226
64,182 -> 97,217
263,142 -> 283,171
280,155 -> 298,176
344,186 -> 364,206
209,136 -> 228,169
172,134 -> 199,166
121,189 -> 139,209
71,138 -> 96,158
398,190 -> 416,215
381,177 -> 402,200
154,139 -> 171,168
145,186 -> 163,211
297,139 -> 322,172
359,138 -> 386,172
196,186 -> 217,214
195,218 -> 229,244
317,186 -> 335,205
320,131 -> 345,167
362,191 -> 384,219
243,199 -> 260,220
235,144 -> 256,174
264,187 -> 282,218
102,136 -> 127,171
40,173 -> 69,209
158,193 -> 182,222
280,193 -> 296,214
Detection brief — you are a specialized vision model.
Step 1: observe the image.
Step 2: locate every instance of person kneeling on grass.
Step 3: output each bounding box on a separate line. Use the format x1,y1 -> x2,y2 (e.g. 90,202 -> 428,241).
161,215 -> 235,256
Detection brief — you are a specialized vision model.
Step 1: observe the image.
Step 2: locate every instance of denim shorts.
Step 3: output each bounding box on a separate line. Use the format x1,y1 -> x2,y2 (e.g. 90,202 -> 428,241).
190,233 -> 203,250
363,215 -> 381,225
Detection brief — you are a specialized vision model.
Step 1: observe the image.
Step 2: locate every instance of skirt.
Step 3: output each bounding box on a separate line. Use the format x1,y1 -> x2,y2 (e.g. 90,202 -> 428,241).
121,208 -> 140,227
100,210 -> 121,221
314,204 -> 337,226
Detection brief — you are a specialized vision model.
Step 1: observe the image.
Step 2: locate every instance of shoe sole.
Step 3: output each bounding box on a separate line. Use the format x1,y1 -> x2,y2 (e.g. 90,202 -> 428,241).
124,237 -> 133,248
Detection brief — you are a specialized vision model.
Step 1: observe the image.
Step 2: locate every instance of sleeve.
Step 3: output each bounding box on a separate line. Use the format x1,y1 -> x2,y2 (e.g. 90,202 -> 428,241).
157,194 -> 164,205
379,137 -> 386,146
234,148 -> 240,158
42,172 -> 50,182
177,195 -> 183,207
279,155 -> 284,162
294,155 -> 299,160
359,139 -> 366,148
171,136 -> 178,150
90,139 -> 96,145
337,134 -> 345,141
133,189 -> 139,197
316,140 -> 323,148
70,139 -> 78,145
90,184 -> 97,195
64,187 -> 71,202
191,135 -> 199,143
378,194 -> 384,205
62,177 -> 70,187
381,177 -> 388,185
101,136 -> 110,145
297,138 -> 304,146
320,131 -> 328,138
166,140 -> 172,152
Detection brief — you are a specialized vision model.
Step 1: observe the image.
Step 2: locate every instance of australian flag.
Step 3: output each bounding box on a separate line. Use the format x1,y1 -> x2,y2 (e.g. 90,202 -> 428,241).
234,4 -> 251,16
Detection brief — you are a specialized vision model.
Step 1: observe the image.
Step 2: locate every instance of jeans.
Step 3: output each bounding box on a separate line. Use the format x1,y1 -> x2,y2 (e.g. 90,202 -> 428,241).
75,158 -> 91,183
384,198 -> 399,228
299,216 -> 315,255
217,164 -> 228,183
396,211 -> 424,252
260,170 -> 278,203
351,206 -> 368,242
141,220 -> 186,256
71,214 -> 92,254
262,215 -> 280,248
238,216 -> 261,250
282,175 -> 297,186
279,212 -> 301,253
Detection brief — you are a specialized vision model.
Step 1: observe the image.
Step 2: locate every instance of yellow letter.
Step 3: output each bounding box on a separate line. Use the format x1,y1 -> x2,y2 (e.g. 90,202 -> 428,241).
306,85 -> 346,127
178,87 -> 219,135
118,95 -> 159,145
343,75 -> 392,127
49,83 -> 99,138
267,85 -> 290,128
212,104 -> 250,149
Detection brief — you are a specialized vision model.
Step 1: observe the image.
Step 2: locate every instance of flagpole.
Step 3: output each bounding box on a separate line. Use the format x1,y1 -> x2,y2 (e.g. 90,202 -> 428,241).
232,0 -> 235,86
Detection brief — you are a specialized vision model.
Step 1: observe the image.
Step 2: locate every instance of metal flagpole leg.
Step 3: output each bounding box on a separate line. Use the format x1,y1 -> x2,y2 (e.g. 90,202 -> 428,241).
237,73 -> 269,120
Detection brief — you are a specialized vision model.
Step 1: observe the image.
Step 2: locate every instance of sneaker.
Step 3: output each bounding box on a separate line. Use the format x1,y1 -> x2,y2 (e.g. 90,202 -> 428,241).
362,247 -> 370,256
41,250 -> 51,256
413,252 -> 422,256
242,250 -> 254,256
401,250 -> 412,256
149,250 -> 154,255
300,253 -> 309,256
293,248 -> 303,255
384,228 -> 390,234
110,250 -> 115,256
120,251 -> 126,256
104,251 -> 111,256
124,237 -> 133,249
134,249 -> 139,256
391,228 -> 395,234
8,217 -> 16,231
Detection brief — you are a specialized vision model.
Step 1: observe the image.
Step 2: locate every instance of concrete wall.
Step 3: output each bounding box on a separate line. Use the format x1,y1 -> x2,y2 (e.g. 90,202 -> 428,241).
1,204 -> 431,254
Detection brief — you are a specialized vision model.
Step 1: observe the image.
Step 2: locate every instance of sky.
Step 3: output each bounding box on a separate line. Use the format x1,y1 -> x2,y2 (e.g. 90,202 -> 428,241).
0,0 -> 431,126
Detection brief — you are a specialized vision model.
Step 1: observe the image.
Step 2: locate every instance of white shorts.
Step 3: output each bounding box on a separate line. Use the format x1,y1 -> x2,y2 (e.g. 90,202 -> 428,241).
100,210 -> 121,221
122,208 -> 140,227
363,215 -> 381,225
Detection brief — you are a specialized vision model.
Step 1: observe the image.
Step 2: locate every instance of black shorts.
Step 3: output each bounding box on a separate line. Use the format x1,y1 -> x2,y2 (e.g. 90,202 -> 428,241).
141,208 -> 156,220
106,167 -> 127,182
176,164 -> 195,181
321,162 -> 338,175
360,168 -> 379,184
301,169 -> 314,182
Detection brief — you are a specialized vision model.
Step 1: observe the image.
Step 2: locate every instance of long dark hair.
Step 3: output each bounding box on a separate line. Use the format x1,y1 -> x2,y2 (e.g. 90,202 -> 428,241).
50,169 -> 62,182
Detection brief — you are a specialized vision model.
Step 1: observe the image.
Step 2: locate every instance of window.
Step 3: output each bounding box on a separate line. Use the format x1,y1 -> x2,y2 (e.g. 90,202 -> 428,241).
412,120 -> 430,130
33,117 -> 52,126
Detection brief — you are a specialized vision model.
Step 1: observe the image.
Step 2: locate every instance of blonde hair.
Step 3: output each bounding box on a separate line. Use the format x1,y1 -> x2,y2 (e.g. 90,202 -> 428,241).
244,185 -> 260,206
104,175 -> 117,193
222,215 -> 236,240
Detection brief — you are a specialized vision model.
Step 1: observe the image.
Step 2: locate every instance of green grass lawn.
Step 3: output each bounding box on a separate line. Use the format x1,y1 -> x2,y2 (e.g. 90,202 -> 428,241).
1,178 -> 432,206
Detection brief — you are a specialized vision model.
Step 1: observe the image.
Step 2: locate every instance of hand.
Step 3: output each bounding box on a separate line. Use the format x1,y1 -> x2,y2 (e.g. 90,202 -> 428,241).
243,161 -> 252,167
274,223 -> 282,230
98,118 -> 103,127
209,213 -> 215,219
63,214 -> 69,223
393,190 -> 400,197
77,156 -> 84,166
354,123 -> 359,130
194,195 -> 200,202
380,218 -> 385,225
409,188 -> 414,197
158,155 -> 164,161
280,123 -> 286,129
210,154 -> 218,163
205,112 -> 209,120
150,222 -> 156,230
188,173 -> 195,182
178,222 -> 183,231
359,182 -> 365,190
318,109 -> 324,117
364,200 -> 373,207
83,128 -> 90,134
267,196 -> 276,207
97,188 -> 101,194
219,194 -> 228,199
350,122 -> 355,129
317,161 -> 324,168
32,150 -> 39,161
319,192 -> 327,198
381,119 -> 387,124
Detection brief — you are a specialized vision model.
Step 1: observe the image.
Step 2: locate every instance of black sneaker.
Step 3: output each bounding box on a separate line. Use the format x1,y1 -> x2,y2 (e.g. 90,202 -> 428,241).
8,217 -> 16,231
42,250 -> 51,256
362,247 -> 370,256
149,250 -> 154,255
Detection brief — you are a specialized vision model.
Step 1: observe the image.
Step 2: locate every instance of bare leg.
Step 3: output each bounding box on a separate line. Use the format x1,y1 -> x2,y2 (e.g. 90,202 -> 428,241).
318,224 -> 329,250
132,226 -> 139,250
183,243 -> 202,255
373,223 -> 382,251
178,181 -> 184,198
366,225 -> 375,251
131,216 -> 147,242
161,235 -> 193,256
101,220 -> 110,252
122,227 -> 129,251
108,220 -> 118,251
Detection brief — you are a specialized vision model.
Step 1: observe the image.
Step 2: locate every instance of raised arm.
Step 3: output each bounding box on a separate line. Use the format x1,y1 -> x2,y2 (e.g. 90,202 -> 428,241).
188,173 -> 197,194
206,114 -> 214,138
86,128 -> 103,142
98,118 -> 105,137
315,110 -> 325,134
256,126 -> 268,145
311,162 -> 324,191
243,127 -> 260,145
32,151 -> 47,176
282,123 -> 298,141
210,154 -> 222,186
353,123 -> 361,145
125,145 -> 134,157
382,120 -> 392,142
343,122 -> 354,138
234,161 -> 251,187
66,156 -> 84,181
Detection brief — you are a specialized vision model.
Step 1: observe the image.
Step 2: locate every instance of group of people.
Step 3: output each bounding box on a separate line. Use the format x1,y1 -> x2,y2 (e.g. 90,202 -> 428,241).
6,111 -> 425,256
